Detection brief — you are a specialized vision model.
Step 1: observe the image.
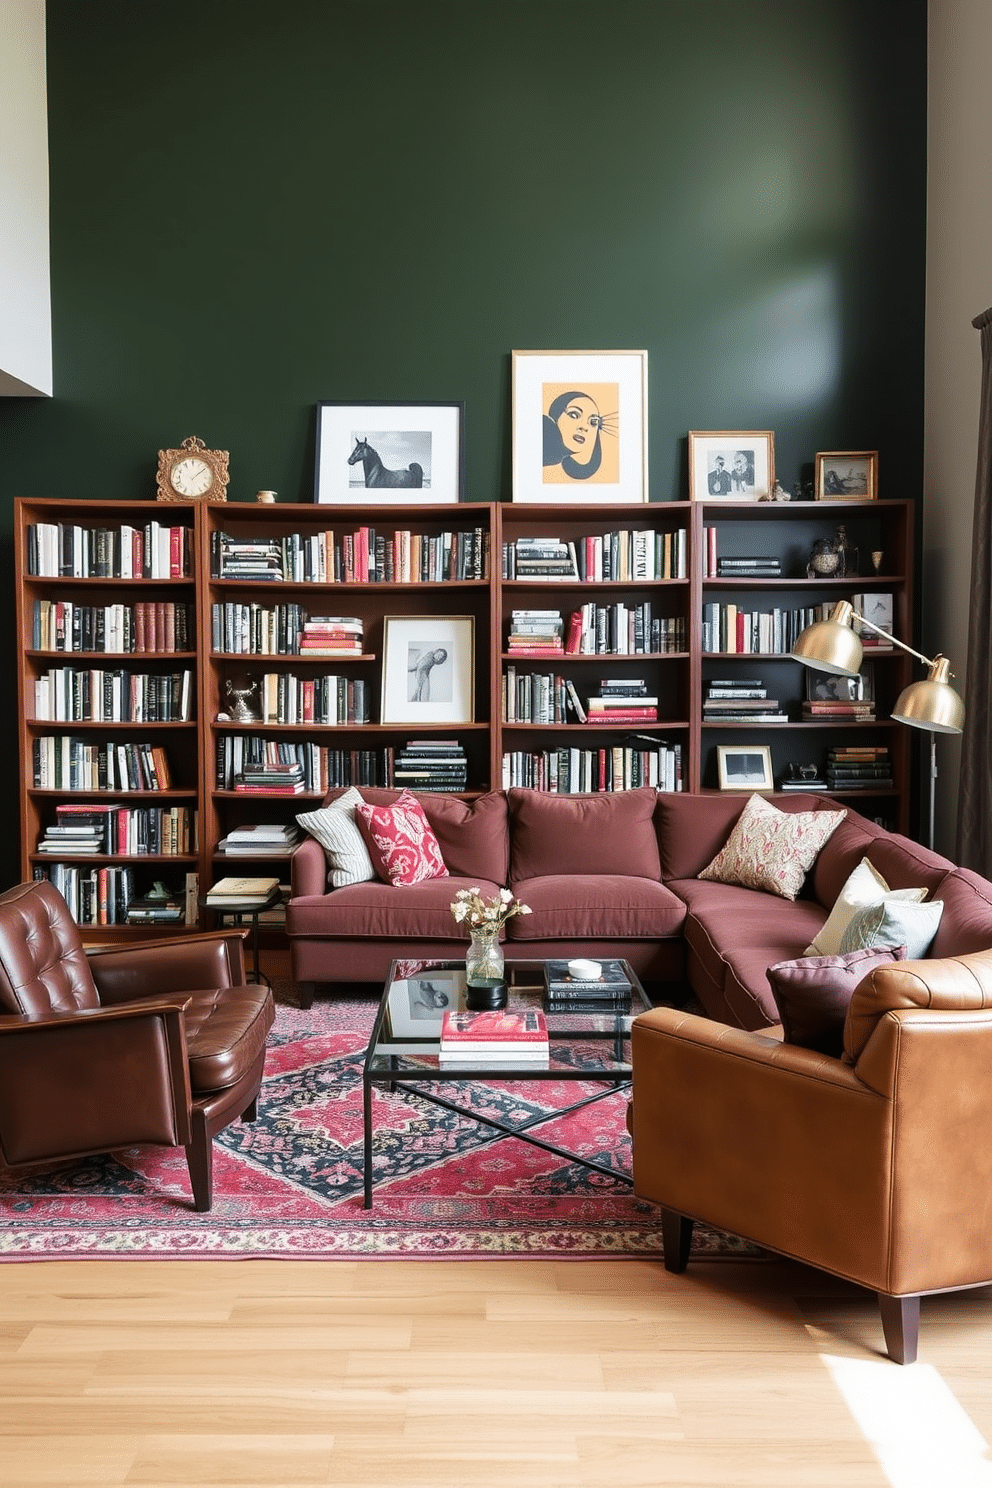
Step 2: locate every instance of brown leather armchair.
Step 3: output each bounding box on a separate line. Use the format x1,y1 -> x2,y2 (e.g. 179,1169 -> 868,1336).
0,880 -> 275,1211
630,949 -> 992,1363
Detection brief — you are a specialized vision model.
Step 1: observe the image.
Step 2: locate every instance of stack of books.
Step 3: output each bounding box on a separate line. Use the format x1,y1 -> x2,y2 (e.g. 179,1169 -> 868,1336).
298,616 -> 364,656
507,537 -> 578,580
703,679 -> 787,724
36,806 -> 110,854
584,679 -> 658,725
801,688 -> 875,723
543,959 -> 633,1012
211,534 -> 284,580
204,875 -> 280,907
438,1007 -> 550,1065
715,556 -> 782,578
393,740 -> 467,792
126,888 -> 186,924
507,610 -> 564,656
825,746 -> 893,790
234,759 -> 306,794
216,822 -> 300,856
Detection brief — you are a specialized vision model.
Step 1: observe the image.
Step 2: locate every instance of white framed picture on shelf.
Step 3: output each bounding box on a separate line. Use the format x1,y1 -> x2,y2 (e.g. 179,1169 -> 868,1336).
511,350 -> 648,503
314,401 -> 464,504
380,615 -> 475,724
689,431 -> 775,501
716,744 -> 774,791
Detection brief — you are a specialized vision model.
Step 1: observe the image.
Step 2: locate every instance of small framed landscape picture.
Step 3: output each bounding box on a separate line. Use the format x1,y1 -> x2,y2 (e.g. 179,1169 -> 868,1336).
717,744 -> 774,791
815,450 -> 878,502
689,431 -> 775,501
380,614 -> 475,724
512,349 -> 648,504
314,401 -> 464,505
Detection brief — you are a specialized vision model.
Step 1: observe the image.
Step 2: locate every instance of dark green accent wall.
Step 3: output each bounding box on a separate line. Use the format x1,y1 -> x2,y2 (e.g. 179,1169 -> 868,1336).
0,0 -> 927,879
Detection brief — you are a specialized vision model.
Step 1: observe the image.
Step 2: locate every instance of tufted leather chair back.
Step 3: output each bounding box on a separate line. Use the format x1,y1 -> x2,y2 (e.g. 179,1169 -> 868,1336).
0,880 -> 99,1016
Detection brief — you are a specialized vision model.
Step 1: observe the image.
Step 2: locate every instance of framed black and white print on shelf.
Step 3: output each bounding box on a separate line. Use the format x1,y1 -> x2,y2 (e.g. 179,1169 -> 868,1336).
512,350 -> 648,503
815,450 -> 878,501
314,401 -> 465,505
380,615 -> 475,725
689,431 -> 775,501
716,744 -> 774,791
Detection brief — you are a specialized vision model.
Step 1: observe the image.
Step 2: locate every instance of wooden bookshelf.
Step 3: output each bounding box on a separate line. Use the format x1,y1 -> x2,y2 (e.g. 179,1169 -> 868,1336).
14,494 -> 914,937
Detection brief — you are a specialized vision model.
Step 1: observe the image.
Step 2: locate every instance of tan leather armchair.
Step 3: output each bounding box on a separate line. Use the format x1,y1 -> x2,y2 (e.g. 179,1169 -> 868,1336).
0,880 -> 275,1211
630,949 -> 992,1363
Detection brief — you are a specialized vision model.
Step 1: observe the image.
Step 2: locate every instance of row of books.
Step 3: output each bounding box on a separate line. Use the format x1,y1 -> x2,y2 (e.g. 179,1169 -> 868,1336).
32,737 -> 175,792
32,864 -> 199,927
217,823 -> 300,856
501,741 -> 683,794
565,603 -> 686,657
212,605 -> 367,658
214,736 -> 444,794
33,668 -> 193,724
27,521 -> 192,580
210,526 -> 489,584
36,803 -> 195,858
826,746 -> 892,787
702,602 -> 838,655
256,673 -> 370,726
31,600 -> 193,654
501,528 -> 687,583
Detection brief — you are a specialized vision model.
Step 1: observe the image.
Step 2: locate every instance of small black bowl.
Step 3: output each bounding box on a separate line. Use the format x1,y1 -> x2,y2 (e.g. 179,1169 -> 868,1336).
465,981 -> 508,1010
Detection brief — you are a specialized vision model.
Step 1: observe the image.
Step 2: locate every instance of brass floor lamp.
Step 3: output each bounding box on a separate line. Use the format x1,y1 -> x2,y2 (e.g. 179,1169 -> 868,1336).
790,601 -> 965,851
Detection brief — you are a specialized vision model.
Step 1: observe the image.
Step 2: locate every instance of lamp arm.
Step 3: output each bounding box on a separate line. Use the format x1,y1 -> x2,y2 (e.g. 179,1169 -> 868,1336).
852,611 -> 938,669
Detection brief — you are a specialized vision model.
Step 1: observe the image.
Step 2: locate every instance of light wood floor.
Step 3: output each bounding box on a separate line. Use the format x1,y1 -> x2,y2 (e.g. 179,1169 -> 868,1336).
3,1257 -> 991,1486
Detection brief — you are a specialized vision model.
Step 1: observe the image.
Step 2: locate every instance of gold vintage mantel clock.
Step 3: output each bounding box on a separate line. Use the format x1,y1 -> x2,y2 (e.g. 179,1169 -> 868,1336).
156,436 -> 229,502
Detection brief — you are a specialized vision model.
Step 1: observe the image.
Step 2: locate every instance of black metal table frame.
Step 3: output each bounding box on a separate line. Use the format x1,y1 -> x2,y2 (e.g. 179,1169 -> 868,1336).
361,961 -> 643,1210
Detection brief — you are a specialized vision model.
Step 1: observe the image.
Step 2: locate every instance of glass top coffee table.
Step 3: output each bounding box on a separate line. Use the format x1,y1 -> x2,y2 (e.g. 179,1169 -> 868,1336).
362,957 -> 653,1208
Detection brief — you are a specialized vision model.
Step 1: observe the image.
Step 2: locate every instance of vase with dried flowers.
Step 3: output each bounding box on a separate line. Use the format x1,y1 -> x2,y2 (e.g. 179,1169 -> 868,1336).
450,887 -> 531,1002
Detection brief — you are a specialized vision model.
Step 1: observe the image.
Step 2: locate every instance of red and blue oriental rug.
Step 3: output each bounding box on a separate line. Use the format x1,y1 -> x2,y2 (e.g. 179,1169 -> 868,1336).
0,993 -> 756,1262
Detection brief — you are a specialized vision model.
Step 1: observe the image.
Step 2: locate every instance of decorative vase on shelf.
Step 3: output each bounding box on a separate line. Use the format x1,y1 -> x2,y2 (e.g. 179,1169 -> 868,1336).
465,925 -> 506,1007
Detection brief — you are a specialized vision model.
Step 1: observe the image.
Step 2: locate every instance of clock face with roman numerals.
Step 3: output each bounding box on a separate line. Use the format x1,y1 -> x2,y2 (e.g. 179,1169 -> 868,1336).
157,436 -> 229,502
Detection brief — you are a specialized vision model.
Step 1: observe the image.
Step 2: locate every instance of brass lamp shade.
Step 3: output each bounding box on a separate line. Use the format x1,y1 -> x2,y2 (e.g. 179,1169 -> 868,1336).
891,656 -> 965,734
789,600 -> 863,676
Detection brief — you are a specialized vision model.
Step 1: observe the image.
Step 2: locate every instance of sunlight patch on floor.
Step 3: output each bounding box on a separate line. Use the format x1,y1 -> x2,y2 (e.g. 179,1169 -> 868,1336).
823,1354 -> 992,1488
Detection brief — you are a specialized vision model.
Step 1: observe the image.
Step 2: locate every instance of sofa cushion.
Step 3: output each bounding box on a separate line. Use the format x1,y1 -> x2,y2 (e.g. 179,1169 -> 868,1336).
864,834 -> 955,896
320,787 -> 509,885
931,869 -> 992,958
508,788 -> 661,881
286,876 -> 501,940
804,857 -> 927,956
506,874 -> 686,941
698,793 -> 846,901
838,897 -> 943,959
296,787 -> 376,888
355,790 -> 449,886
809,810 -> 888,908
767,945 -> 908,1057
655,790 -> 831,882
844,948 -> 992,1065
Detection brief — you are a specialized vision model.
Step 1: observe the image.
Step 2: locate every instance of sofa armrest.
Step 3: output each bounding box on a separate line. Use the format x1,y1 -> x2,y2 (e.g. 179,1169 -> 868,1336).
0,1001 -> 194,1163
291,836 -> 328,898
86,931 -> 247,1003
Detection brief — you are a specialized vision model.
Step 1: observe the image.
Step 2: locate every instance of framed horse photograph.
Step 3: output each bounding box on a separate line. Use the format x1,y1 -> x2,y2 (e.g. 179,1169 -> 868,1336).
315,401 -> 465,505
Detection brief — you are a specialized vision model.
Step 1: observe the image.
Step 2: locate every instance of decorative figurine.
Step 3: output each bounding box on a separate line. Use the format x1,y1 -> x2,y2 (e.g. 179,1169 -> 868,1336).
224,678 -> 261,723
807,537 -> 840,578
771,479 -> 791,502
834,524 -> 859,578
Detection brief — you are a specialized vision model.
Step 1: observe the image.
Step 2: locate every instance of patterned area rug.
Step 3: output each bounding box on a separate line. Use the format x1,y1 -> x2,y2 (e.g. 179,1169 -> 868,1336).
0,992 -> 758,1261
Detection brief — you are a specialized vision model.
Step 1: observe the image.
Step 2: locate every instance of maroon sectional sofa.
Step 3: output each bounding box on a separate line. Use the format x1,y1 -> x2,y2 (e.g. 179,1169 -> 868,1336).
287,786 -> 992,1023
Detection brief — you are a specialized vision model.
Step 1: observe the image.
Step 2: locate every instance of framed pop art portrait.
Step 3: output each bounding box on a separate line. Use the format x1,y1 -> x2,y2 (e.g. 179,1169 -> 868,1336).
689,431 -> 775,501
512,350 -> 648,503
314,401 -> 464,505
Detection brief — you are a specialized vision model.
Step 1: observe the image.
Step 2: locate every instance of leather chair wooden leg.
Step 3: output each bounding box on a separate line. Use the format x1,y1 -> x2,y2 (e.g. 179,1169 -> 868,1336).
185,1126 -> 214,1213
661,1208 -> 694,1274
879,1293 -> 920,1365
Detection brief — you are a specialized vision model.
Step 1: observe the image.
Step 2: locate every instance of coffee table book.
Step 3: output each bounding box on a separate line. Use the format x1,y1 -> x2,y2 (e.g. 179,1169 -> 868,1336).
204,875 -> 280,906
543,959 -> 633,999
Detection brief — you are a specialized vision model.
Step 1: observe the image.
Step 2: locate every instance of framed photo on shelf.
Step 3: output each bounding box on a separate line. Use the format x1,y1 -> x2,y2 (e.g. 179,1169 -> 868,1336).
815,450 -> 878,501
512,350 -> 648,504
716,744 -> 774,791
689,431 -> 775,501
805,665 -> 874,704
314,401 -> 464,505
380,615 -> 475,724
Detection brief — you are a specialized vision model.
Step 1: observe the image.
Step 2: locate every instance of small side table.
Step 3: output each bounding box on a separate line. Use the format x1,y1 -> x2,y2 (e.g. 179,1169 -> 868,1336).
200,887 -> 282,985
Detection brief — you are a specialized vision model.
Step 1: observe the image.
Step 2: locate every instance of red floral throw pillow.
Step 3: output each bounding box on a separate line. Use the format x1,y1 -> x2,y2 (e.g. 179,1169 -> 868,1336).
355,790 -> 449,886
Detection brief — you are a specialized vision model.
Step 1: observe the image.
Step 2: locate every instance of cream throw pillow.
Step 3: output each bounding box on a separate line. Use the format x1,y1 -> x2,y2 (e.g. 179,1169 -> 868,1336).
804,857 -> 927,956
296,787 -> 375,888
698,793 -> 846,901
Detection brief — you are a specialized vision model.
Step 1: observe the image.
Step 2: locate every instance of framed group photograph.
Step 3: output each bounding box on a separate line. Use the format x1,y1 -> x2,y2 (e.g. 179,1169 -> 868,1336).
815,450 -> 878,501
689,431 -> 775,501
380,615 -> 475,724
512,350 -> 648,504
314,401 -> 464,505
716,744 -> 774,791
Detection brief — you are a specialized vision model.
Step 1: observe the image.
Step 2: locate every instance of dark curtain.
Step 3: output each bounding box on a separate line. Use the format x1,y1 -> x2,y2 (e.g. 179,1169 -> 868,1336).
957,307 -> 992,872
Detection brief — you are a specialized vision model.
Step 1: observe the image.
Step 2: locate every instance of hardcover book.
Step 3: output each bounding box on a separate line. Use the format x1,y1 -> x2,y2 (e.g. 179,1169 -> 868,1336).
543,959 -> 633,996
439,1007 -> 548,1050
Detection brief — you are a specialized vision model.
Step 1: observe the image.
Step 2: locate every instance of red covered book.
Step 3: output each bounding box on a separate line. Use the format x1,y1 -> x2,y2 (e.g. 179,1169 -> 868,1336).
440,1007 -> 548,1051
